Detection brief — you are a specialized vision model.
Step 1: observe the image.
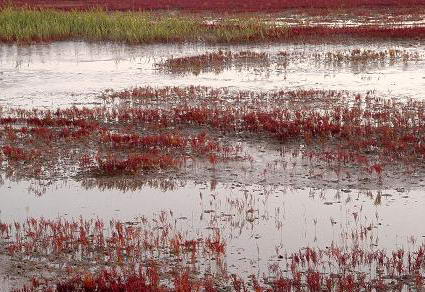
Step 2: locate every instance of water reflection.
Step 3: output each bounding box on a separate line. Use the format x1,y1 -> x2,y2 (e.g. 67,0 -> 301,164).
1,41 -> 424,109
0,178 -> 424,276
80,176 -> 187,192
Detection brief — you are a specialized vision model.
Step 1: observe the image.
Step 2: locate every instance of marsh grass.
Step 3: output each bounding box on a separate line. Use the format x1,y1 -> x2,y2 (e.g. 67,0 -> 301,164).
0,7 -> 204,42
0,7 -> 272,43
1,7 -> 425,44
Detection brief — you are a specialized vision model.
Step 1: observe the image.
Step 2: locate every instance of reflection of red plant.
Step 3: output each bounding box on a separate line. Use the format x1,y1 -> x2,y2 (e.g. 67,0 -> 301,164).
4,217 -> 425,291
95,153 -> 180,175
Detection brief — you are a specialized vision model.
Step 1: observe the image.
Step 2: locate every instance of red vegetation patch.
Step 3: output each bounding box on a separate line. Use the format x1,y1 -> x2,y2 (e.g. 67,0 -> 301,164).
2,145 -> 38,161
157,50 -> 269,75
94,153 -> 180,175
2,89 -> 425,180
4,0 -> 425,11
0,104 -> 246,179
4,216 -> 425,291
282,26 -> 425,41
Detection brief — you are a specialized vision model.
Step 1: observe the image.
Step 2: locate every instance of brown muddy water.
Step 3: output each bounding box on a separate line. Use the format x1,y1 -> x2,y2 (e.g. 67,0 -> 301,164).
1,40 -> 425,290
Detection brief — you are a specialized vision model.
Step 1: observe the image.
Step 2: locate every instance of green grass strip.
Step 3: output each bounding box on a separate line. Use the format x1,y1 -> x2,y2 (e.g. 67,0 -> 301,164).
0,7 -> 273,43
2,7 -> 424,44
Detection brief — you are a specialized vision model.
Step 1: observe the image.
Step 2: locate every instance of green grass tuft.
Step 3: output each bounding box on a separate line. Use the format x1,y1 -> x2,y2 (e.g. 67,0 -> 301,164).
0,7 -> 275,43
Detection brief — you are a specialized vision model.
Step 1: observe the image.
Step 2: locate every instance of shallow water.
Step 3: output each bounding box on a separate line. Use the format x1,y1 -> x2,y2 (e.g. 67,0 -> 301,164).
271,16 -> 425,28
1,40 -> 425,286
1,178 -> 425,275
1,41 -> 424,109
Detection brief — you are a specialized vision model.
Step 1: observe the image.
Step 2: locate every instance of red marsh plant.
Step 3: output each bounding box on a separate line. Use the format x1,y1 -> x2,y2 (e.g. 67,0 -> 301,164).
1,215 -> 229,291
313,49 -> 422,71
2,89 -> 425,181
0,215 -> 225,265
322,49 -> 420,64
101,85 -> 222,102
157,48 -> 422,76
93,152 -> 181,175
156,50 -> 270,75
0,106 -> 245,180
5,0 -> 425,12
5,217 -> 425,291
100,86 -> 353,113
2,145 -> 38,161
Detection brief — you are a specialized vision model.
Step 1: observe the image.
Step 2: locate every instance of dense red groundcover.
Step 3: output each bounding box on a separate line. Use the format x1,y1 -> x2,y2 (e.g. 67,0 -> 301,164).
3,0 -> 425,11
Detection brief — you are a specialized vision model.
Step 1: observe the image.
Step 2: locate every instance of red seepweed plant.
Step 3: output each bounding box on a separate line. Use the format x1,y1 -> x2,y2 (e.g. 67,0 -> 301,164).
5,0 -> 425,11
2,89 -> 425,182
3,216 -> 425,291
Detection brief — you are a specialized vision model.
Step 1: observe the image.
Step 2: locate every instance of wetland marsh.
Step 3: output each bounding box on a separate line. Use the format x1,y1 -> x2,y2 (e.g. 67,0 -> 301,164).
1,3 -> 425,291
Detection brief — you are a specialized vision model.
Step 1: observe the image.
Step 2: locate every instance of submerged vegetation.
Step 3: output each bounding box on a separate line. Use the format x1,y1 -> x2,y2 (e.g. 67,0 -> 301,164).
2,215 -> 425,291
2,7 -> 425,44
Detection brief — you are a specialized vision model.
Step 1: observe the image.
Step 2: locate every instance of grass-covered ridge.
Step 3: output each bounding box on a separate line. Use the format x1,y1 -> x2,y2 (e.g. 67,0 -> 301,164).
2,7 -> 425,44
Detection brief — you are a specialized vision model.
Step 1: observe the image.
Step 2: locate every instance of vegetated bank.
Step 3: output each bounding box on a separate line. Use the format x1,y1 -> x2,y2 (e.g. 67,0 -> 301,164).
1,8 -> 425,44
